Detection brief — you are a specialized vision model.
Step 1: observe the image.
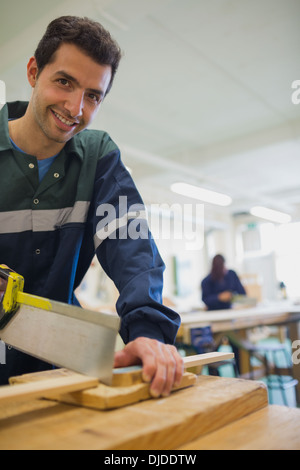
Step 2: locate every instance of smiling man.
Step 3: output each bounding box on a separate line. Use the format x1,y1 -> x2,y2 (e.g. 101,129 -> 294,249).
9,43 -> 112,156
0,16 -> 183,396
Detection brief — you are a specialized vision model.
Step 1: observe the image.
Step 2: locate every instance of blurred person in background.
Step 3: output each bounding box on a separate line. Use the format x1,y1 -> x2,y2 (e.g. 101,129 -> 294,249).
201,254 -> 246,310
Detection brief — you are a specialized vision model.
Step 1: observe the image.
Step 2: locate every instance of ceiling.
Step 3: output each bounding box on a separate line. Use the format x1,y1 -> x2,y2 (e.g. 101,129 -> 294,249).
1,0 -> 300,229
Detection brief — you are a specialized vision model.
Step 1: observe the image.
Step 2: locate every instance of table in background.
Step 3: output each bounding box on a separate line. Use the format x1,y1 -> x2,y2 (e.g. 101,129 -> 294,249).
178,301 -> 300,395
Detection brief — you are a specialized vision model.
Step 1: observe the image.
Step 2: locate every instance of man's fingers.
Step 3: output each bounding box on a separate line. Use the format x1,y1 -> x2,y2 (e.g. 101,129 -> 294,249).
170,344 -> 185,387
148,345 -> 169,397
150,344 -> 184,398
141,341 -> 184,398
113,337 -> 184,398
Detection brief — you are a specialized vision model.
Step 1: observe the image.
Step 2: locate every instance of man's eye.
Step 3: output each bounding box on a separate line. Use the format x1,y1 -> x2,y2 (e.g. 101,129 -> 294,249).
88,93 -> 100,103
58,79 -> 70,86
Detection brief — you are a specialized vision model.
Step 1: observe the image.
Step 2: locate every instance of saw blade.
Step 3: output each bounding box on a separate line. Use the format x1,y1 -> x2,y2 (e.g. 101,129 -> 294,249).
0,294 -> 120,385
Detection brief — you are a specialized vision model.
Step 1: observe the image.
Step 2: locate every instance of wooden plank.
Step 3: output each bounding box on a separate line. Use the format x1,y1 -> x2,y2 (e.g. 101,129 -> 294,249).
178,405 -> 300,450
10,368 -> 197,410
0,375 -> 268,450
183,352 -> 234,368
7,353 -> 234,410
60,372 -> 196,410
0,373 -> 98,405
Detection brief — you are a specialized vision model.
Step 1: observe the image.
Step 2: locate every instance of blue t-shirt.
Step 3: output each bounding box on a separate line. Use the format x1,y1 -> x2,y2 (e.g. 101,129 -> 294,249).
36,155 -> 58,181
10,138 -> 58,182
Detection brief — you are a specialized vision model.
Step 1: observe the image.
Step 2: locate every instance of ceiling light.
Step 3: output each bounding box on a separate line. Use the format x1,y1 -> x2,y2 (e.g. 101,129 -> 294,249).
250,206 -> 291,224
170,182 -> 232,206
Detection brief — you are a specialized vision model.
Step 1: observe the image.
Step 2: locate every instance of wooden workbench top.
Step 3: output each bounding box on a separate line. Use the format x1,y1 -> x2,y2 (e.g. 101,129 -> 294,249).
0,375 -> 268,450
179,405 -> 300,450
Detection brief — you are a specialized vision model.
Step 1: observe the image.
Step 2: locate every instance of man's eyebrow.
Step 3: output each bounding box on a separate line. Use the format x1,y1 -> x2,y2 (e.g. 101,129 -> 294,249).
54,70 -> 104,97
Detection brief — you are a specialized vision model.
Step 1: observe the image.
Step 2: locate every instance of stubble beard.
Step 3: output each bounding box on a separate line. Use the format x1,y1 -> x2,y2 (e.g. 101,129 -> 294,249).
31,92 -> 81,145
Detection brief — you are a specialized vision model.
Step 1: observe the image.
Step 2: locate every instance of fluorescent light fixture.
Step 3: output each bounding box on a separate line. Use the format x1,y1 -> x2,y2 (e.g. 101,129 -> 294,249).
170,182 -> 232,206
250,206 -> 291,224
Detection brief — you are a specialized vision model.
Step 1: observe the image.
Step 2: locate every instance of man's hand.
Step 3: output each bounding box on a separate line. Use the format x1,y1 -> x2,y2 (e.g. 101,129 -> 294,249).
113,337 -> 184,398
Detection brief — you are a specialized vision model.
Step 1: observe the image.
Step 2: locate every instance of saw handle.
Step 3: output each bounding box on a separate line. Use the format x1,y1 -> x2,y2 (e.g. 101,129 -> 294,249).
0,265 -> 24,329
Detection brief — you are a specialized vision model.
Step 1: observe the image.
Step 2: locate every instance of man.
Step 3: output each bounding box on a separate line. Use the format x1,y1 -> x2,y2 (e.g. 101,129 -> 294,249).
0,16 -> 183,396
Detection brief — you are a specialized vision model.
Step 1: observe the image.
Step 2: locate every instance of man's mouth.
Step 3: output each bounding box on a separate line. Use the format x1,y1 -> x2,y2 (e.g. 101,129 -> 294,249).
51,110 -> 78,128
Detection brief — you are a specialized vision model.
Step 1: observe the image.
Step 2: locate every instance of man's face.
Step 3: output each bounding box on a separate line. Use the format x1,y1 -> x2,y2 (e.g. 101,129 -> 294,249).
28,43 -> 112,144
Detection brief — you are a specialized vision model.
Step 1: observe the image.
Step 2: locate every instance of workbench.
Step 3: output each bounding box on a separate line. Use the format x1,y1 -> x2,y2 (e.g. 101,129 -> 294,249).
0,374 -> 299,450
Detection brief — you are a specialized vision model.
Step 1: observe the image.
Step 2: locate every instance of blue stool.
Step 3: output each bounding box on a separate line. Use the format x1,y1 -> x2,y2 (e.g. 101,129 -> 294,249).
247,342 -> 299,406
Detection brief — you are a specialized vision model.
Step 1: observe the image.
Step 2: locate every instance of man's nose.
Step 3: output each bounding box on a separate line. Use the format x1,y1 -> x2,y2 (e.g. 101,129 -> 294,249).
64,90 -> 84,118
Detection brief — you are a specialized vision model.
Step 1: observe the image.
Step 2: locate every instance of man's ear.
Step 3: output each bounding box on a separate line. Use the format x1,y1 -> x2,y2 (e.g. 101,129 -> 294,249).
27,57 -> 39,87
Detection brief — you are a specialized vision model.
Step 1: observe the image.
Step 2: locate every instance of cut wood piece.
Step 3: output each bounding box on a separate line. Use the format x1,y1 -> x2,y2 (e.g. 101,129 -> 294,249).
60,371 -> 197,410
10,368 -> 197,410
0,373 -> 98,405
6,352 -> 234,410
112,366 -> 144,386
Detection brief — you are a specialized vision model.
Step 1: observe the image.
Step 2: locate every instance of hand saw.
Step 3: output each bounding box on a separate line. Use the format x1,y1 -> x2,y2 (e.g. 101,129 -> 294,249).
0,265 -> 120,385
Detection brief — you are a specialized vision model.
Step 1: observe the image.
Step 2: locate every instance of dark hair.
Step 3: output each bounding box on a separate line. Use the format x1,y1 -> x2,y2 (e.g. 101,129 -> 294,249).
34,16 -> 122,95
211,254 -> 226,281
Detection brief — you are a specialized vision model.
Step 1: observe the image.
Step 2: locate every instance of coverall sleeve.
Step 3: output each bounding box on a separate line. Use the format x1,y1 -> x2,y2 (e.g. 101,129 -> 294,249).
91,149 -> 181,345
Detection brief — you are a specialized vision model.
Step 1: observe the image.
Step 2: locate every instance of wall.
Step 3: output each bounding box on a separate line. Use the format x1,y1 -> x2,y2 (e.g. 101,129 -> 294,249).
76,206 -> 237,312
77,202 -> 291,311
